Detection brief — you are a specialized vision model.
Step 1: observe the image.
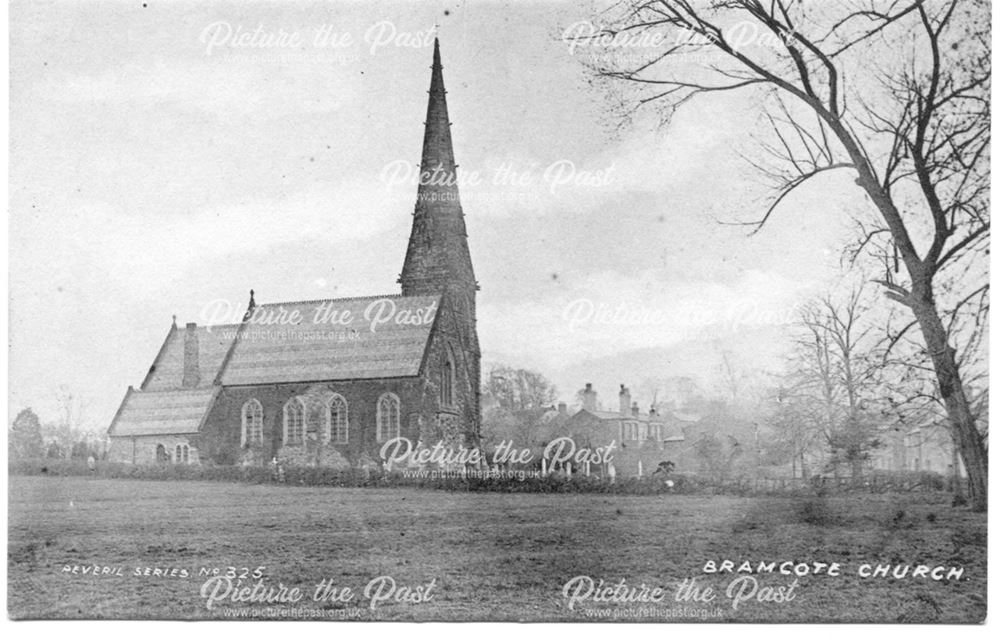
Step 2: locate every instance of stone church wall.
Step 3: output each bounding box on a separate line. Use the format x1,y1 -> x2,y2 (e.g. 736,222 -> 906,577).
107,434 -> 200,465
418,293 -> 480,450
111,299 -> 481,469
198,377 -> 428,467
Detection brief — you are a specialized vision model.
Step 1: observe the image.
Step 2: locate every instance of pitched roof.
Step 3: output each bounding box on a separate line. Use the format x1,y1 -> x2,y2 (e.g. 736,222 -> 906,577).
143,324 -> 239,391
109,387 -> 219,437
219,294 -> 441,385
567,409 -> 687,441
579,409 -> 665,424
576,408 -> 699,426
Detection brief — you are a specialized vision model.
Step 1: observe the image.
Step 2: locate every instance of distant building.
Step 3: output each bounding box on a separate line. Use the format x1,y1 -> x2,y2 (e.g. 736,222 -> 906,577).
561,383 -> 692,477
871,423 -> 965,477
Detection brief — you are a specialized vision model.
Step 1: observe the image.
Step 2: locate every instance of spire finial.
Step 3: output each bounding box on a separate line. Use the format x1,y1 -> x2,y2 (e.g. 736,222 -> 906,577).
243,289 -> 256,322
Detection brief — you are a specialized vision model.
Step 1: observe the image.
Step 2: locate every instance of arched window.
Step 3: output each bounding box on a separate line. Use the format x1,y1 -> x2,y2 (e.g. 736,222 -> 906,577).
326,394 -> 349,444
155,444 -> 169,463
376,393 -> 400,442
440,346 -> 456,406
174,443 -> 189,464
241,399 -> 263,447
283,397 -> 305,445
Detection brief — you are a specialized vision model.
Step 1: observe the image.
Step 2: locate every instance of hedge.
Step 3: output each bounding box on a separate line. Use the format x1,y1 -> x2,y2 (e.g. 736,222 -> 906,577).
9,458 -> 949,496
9,458 -> 701,494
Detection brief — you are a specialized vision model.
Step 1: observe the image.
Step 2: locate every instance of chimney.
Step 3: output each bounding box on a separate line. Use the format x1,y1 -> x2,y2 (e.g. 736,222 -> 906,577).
182,322 -> 200,388
558,402 -> 567,415
582,383 -> 597,412
619,384 -> 631,416
631,401 -> 640,417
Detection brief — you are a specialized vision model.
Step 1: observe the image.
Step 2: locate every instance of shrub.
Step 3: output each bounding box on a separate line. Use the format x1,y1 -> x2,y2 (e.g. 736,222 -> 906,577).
793,496 -> 837,526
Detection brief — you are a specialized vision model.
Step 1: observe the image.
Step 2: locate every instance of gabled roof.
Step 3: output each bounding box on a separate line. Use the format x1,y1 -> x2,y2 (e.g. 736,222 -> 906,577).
220,294 -> 441,385
143,324 -> 239,391
109,387 -> 219,437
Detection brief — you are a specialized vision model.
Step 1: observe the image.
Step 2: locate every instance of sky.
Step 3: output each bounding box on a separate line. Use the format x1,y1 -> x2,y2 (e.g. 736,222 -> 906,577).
8,0 -> 867,428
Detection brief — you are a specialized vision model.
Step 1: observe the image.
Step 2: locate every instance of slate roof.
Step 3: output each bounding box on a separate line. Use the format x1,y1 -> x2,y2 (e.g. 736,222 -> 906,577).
219,294 -> 441,385
143,324 -> 239,391
109,387 -> 219,437
109,294 -> 441,437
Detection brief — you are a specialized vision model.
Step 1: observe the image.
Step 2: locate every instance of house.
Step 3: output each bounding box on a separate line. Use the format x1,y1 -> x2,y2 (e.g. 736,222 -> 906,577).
107,39 -> 481,468
871,423 -> 965,477
562,383 -> 690,476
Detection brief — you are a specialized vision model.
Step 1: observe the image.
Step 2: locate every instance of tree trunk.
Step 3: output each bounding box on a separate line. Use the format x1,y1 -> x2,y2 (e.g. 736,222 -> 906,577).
911,294 -> 988,512
837,127 -> 987,510
850,445 -> 863,483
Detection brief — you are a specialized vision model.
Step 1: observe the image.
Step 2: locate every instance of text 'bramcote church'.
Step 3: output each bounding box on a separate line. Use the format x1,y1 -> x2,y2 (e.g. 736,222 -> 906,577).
107,39 -> 481,468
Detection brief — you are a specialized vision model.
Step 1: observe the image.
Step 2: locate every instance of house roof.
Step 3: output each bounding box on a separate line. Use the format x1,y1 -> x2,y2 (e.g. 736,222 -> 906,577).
109,387 -> 219,437
579,409 -> 666,424
219,294 -> 441,385
577,408 -> 701,425
566,408 -> 687,441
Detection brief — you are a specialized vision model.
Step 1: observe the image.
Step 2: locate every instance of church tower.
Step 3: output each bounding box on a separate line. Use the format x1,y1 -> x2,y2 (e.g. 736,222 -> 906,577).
400,38 -> 481,439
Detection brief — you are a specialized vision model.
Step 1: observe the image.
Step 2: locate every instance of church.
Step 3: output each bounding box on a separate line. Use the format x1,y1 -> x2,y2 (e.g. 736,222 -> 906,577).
107,40 -> 481,468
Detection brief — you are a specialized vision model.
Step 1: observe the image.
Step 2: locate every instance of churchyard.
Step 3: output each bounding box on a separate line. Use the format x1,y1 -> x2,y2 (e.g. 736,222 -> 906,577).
7,475 -> 986,622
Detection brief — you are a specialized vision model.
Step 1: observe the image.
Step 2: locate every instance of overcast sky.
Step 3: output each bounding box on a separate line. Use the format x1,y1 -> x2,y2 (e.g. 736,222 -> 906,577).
9,0 -> 866,427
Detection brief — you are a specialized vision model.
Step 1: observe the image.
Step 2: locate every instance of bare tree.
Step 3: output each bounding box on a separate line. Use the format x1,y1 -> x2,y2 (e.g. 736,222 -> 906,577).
877,288 -> 987,491
585,0 -> 989,510
781,286 -> 884,479
480,364 -> 560,461
765,390 -> 820,478
484,364 -> 558,411
42,386 -> 97,458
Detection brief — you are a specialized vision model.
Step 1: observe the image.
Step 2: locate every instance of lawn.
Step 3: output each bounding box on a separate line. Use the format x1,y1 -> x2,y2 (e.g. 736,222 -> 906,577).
7,475 -> 987,622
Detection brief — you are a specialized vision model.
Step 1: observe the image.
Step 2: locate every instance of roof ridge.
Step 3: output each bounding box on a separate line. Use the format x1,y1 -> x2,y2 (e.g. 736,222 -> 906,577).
257,293 -> 440,307
130,386 -> 219,395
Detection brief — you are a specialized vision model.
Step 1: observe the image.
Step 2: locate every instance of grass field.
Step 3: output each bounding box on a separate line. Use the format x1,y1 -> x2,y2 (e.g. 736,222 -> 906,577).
7,475 -> 987,622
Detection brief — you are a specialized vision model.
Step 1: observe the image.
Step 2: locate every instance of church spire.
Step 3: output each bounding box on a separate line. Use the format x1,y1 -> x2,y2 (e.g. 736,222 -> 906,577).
400,38 -> 476,298
416,37 -> 460,212
400,38 -> 481,445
